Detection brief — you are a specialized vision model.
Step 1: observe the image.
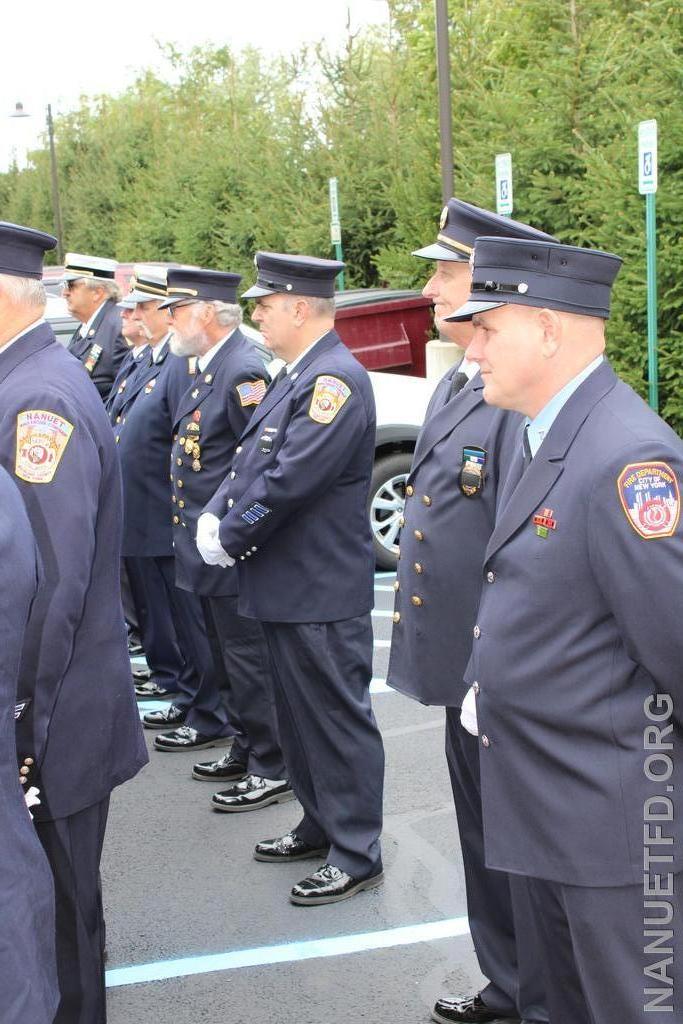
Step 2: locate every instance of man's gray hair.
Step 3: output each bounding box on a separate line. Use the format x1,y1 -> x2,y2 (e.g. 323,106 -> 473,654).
209,301 -> 243,329
0,273 -> 46,310
288,295 -> 335,318
83,277 -> 122,301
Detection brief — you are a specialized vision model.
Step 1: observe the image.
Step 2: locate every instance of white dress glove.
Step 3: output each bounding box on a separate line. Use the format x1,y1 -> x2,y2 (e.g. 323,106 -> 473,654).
460,685 -> 479,736
196,513 -> 235,568
24,786 -> 41,819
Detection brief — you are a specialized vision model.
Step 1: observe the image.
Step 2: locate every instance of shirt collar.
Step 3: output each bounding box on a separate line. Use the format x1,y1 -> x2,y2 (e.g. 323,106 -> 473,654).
458,355 -> 479,381
151,334 -> 171,363
526,354 -> 604,457
0,317 -> 46,356
79,300 -> 107,337
197,329 -> 237,373
132,343 -> 148,359
286,334 -> 326,375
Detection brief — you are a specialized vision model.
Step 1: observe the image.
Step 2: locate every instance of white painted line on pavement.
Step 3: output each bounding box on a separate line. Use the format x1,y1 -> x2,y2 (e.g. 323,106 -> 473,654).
105,916 -> 470,988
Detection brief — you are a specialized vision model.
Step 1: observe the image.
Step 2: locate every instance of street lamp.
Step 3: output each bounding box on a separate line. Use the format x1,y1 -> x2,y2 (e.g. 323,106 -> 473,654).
434,0 -> 454,202
9,101 -> 64,263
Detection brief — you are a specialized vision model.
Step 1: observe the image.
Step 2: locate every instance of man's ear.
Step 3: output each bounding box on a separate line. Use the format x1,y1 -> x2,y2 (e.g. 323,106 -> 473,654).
537,308 -> 562,358
293,298 -> 308,326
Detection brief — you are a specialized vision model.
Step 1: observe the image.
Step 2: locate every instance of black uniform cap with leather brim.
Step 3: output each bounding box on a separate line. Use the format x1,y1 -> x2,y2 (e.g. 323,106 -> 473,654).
242,251 -> 345,300
445,236 -> 623,322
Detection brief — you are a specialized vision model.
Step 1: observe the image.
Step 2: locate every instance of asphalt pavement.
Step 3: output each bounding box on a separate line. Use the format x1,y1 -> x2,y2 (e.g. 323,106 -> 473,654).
103,572 -> 486,1023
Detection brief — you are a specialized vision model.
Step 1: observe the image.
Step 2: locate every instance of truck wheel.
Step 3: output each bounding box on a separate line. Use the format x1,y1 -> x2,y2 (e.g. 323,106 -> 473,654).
368,452 -> 413,570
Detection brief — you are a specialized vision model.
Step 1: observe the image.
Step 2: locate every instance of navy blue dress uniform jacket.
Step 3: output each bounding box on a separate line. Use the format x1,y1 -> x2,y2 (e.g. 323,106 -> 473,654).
388,365 -> 521,706
106,346 -> 148,424
466,361 -> 683,887
0,322 -> 148,822
0,465 -> 58,1023
68,298 -> 128,399
204,330 -> 376,622
116,338 -> 194,558
171,329 -> 269,596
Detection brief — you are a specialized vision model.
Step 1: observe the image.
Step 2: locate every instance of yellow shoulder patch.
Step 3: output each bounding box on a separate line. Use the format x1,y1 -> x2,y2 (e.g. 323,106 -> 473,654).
15,410 -> 74,484
308,375 -> 351,425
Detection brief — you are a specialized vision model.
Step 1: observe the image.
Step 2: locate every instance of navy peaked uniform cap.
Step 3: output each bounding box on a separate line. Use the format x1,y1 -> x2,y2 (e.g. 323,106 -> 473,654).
0,222 -> 57,280
445,237 -> 623,321
413,198 -> 557,262
159,268 -> 242,309
242,252 -> 344,299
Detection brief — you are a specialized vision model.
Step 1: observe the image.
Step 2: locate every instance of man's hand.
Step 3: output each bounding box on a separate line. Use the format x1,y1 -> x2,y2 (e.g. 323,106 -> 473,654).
196,513 -> 235,568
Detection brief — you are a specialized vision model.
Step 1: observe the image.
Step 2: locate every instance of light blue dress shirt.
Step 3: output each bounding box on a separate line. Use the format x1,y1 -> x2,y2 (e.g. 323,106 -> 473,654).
526,355 -> 604,457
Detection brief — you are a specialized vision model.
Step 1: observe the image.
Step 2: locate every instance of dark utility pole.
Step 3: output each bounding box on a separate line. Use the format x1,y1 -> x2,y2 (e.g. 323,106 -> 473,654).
46,104 -> 64,264
434,0 -> 454,203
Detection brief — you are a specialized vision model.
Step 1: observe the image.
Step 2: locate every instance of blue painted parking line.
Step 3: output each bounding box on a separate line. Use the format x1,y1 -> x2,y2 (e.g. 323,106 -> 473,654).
105,915 -> 470,988
374,638 -> 391,648
374,585 -> 396,593
371,609 -> 394,618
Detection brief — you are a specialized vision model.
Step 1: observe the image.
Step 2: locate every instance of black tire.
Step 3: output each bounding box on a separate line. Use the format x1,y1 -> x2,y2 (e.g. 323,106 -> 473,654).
368,451 -> 413,570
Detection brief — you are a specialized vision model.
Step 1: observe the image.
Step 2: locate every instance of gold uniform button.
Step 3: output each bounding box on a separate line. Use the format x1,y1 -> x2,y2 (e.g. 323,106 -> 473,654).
473,681 -> 480,695
173,434 -> 178,441
228,498 -> 234,508
115,435 -> 120,443
177,480 -> 183,488
115,415 -> 121,424
235,446 -> 243,454
393,611 -> 401,624
411,595 -> 423,607
230,471 -> 236,479
414,562 -> 423,574
393,580 -> 400,592
24,758 -> 34,767
179,436 -> 186,445
398,516 -> 405,528
473,625 -> 481,639
172,495 -> 177,504
414,529 -> 423,541
176,457 -> 183,466
422,495 -> 432,506
481,735 -> 490,748
406,485 -> 414,497
178,500 -> 185,508
173,515 -> 180,525
486,571 -> 496,583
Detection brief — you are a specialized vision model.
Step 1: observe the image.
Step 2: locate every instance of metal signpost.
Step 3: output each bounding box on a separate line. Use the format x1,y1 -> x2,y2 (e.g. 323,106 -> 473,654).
328,177 -> 345,291
495,152 -> 513,216
638,119 -> 658,411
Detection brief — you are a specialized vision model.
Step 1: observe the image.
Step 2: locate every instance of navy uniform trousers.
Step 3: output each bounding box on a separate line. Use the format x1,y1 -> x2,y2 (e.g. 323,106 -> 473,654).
262,615 -> 383,876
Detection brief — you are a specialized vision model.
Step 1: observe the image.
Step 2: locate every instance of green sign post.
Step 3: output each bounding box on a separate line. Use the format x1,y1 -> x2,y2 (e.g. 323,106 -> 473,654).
328,177 -> 345,291
495,152 -> 513,217
638,119 -> 658,411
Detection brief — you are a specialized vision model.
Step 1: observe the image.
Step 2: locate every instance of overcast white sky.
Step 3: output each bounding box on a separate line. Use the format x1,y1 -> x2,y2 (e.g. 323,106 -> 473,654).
2,0 -> 391,171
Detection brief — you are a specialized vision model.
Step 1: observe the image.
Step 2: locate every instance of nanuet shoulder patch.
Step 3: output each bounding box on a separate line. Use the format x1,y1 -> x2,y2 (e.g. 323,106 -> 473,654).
15,409 -> 74,484
308,375 -> 351,424
617,461 -> 680,539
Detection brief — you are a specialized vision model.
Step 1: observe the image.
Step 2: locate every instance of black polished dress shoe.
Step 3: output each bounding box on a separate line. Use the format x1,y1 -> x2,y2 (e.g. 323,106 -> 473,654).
192,750 -> 243,781
134,680 -> 176,700
290,862 -> 384,906
253,831 -> 328,863
153,726 -> 232,752
132,666 -> 151,682
212,775 -> 294,812
143,704 -> 186,729
432,994 -> 519,1024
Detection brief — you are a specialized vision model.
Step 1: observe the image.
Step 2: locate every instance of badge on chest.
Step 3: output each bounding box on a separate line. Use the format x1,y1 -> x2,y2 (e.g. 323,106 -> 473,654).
459,446 -> 486,497
258,427 -> 278,455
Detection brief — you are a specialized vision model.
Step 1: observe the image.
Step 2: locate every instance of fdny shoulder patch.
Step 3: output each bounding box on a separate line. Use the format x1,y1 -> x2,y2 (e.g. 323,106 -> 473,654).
236,379 -> 267,407
15,410 -> 74,484
308,375 -> 351,424
617,461 -> 680,539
